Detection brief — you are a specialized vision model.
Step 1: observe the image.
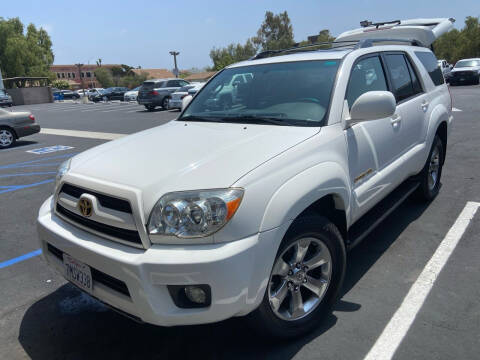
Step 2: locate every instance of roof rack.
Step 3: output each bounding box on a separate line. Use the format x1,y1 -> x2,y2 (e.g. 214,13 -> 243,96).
250,37 -> 425,60
360,20 -> 401,28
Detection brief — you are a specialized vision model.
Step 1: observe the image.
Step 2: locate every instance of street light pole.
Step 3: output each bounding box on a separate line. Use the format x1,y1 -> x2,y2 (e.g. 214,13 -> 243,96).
169,51 -> 180,78
75,63 -> 85,93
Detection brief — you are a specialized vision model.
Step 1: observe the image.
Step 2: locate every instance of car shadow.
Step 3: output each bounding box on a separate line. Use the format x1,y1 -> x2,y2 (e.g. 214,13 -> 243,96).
18,195 -> 430,360
1,140 -> 38,150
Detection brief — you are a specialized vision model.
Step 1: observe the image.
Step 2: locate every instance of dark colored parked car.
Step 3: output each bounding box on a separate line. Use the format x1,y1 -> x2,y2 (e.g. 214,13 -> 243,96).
0,89 -> 13,107
91,87 -> 129,102
0,108 -> 40,148
60,90 -> 80,99
137,78 -> 189,111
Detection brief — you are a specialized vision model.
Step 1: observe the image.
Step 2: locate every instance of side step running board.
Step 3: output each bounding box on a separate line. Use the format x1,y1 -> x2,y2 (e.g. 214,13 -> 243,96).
347,181 -> 420,250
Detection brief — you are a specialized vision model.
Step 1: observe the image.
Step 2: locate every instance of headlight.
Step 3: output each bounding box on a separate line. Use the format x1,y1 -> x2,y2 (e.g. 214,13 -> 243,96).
55,159 -> 71,190
147,188 -> 244,239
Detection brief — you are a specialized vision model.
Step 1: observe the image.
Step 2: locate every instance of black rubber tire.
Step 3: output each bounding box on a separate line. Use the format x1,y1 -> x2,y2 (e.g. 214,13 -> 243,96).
415,135 -> 444,201
474,76 -> 480,85
145,105 -> 155,111
247,215 -> 346,338
162,97 -> 170,109
0,126 -> 16,149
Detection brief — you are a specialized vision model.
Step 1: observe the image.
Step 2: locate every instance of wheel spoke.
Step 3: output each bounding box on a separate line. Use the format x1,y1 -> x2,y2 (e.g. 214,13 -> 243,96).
304,251 -> 329,270
272,258 -> 290,277
303,276 -> 328,297
289,290 -> 305,317
270,281 -> 289,311
293,239 -> 310,264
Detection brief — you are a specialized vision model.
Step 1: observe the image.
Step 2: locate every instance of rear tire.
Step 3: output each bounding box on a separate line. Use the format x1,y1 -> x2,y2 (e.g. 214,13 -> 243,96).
415,135 -> 443,201
0,127 -> 16,149
162,97 -> 170,109
145,105 -> 155,111
247,215 -> 346,338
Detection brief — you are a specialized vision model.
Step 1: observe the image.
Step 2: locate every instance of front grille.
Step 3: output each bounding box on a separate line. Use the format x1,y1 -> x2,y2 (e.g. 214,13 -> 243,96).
452,71 -> 475,78
56,203 -> 142,245
60,184 -> 132,213
47,243 -> 130,297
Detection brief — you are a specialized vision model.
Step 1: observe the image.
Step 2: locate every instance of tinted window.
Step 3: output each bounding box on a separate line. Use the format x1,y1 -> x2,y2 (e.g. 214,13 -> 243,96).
415,51 -> 444,86
346,56 -> 388,109
385,54 -> 417,102
167,80 -> 181,87
181,60 -> 340,126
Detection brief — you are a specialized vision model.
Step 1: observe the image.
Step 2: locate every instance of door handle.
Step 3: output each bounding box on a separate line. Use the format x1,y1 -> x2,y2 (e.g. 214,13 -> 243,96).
421,101 -> 429,111
390,114 -> 402,125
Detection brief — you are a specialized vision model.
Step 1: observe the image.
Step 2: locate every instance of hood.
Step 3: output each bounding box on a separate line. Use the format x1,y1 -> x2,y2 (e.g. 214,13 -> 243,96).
69,120 -> 318,202
451,66 -> 480,73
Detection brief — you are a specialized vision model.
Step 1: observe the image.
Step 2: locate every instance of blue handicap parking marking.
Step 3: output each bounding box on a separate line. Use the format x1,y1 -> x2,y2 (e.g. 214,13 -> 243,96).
0,179 -> 54,194
27,145 -> 74,155
0,153 -> 78,170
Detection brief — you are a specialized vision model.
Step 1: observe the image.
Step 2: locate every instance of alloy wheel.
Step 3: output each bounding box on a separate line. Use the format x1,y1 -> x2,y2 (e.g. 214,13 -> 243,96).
268,237 -> 332,321
0,129 -> 13,147
428,145 -> 441,191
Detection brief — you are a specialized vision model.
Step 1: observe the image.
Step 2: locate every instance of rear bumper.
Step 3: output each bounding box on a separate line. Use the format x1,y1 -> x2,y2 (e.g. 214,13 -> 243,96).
138,97 -> 163,106
168,99 -> 182,109
15,124 -> 40,138
37,196 -> 283,326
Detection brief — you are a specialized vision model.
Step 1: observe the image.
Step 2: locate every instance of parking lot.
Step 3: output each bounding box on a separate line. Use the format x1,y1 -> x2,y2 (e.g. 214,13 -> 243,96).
0,85 -> 479,360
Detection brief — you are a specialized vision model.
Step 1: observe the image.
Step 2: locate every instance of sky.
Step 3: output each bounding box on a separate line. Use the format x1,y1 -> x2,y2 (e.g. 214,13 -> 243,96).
2,0 -> 479,70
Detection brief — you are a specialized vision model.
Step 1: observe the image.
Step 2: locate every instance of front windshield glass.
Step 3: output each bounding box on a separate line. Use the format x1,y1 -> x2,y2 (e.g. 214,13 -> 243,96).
455,60 -> 480,68
180,60 -> 339,126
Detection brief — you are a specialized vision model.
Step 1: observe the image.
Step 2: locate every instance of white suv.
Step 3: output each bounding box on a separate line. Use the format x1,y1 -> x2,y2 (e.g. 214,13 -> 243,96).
37,18 -> 454,338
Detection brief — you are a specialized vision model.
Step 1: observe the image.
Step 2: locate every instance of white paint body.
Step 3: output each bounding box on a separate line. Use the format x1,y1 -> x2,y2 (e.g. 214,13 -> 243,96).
37,25 -> 453,326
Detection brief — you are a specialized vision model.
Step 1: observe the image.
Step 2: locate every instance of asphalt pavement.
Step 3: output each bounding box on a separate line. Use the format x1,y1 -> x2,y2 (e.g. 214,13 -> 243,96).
0,87 -> 479,360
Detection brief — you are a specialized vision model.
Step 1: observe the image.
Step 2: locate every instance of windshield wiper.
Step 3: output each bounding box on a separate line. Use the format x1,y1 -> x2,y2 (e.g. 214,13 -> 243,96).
221,115 -> 289,126
178,115 -> 227,123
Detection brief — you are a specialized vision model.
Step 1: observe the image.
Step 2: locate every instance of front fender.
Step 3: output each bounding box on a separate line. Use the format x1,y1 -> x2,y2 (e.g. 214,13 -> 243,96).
260,162 -> 351,232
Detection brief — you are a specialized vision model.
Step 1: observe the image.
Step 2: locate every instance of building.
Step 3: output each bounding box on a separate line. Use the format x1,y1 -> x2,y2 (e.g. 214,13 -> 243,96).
50,64 -> 119,89
184,71 -> 217,82
131,68 -> 175,79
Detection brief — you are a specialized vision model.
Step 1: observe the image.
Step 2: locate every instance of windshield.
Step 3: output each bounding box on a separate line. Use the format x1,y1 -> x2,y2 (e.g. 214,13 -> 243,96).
179,60 -> 339,126
455,60 -> 480,68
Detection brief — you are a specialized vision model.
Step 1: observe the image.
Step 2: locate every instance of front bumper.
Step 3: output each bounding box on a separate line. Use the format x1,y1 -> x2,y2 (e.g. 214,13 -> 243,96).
37,197 -> 283,326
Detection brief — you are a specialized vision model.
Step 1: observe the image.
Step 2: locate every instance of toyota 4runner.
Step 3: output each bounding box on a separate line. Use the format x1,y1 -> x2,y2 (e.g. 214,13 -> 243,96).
37,18 -> 454,338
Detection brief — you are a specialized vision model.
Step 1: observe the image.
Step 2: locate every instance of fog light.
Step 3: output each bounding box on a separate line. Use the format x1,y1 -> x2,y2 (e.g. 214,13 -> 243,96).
184,286 -> 207,304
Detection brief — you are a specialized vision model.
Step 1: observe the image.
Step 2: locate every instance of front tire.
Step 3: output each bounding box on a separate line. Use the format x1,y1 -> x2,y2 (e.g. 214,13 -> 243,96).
145,105 -> 155,111
415,135 -> 444,201
247,216 -> 346,338
0,127 -> 16,149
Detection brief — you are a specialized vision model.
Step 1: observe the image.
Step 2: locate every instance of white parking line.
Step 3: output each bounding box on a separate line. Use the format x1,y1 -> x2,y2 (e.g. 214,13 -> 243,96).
452,107 -> 462,112
40,128 -> 125,140
364,201 -> 480,360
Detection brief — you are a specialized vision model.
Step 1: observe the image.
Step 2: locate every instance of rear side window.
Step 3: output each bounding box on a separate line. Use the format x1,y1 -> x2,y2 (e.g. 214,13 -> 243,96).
346,56 -> 388,109
415,51 -> 444,86
384,54 -> 421,102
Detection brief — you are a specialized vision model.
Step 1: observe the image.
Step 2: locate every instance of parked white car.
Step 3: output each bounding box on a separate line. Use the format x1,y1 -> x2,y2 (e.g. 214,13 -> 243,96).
124,86 -> 140,102
168,83 -> 205,110
437,59 -> 451,77
449,58 -> 480,85
38,18 -> 454,338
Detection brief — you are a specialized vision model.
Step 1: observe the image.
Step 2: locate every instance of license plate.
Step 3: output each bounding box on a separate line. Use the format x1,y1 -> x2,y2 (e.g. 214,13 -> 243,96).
63,254 -> 93,292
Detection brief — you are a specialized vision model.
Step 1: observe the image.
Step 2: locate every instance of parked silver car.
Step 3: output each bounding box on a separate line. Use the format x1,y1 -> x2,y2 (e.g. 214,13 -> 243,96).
167,83 -> 204,110
0,108 -> 40,148
137,78 -> 189,111
0,89 -> 13,107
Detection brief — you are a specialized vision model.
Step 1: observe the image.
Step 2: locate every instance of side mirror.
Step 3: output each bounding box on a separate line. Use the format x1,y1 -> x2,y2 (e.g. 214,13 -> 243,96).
346,91 -> 396,127
181,95 -> 193,111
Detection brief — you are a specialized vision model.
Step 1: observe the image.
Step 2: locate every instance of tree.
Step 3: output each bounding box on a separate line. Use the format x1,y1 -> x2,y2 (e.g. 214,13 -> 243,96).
434,16 -> 480,63
0,17 -> 54,80
252,11 -> 294,51
94,67 -> 114,88
297,29 -> 335,47
51,79 -> 70,89
96,58 -> 102,67
209,39 -> 257,71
